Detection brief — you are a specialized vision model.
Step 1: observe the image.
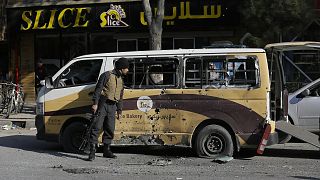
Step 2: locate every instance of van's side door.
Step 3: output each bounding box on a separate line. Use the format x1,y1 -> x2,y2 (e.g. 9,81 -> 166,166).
115,56 -> 182,142
44,58 -> 105,135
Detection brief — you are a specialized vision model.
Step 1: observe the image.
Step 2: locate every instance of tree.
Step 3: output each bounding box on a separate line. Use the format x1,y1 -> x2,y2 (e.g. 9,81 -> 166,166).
142,0 -> 165,50
238,0 -> 316,47
0,0 -> 7,40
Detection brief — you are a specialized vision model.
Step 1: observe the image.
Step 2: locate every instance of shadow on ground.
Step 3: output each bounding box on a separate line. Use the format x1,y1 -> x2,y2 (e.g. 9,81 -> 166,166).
0,134 -> 319,160
0,134 -> 196,160
236,147 -> 320,160
0,134 -> 61,152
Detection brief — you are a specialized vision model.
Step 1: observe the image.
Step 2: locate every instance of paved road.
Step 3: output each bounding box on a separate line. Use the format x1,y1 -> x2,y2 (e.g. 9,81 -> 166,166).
0,129 -> 319,180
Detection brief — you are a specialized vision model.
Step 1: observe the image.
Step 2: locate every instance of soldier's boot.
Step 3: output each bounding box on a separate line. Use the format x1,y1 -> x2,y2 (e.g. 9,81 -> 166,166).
87,143 -> 96,161
103,144 -> 117,158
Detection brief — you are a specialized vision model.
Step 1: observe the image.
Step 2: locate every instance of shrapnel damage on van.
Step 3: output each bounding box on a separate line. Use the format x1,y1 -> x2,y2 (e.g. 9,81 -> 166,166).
35,48 -> 287,158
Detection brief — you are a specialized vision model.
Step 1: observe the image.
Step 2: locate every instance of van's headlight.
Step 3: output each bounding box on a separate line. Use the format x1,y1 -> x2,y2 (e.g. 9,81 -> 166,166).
36,103 -> 44,115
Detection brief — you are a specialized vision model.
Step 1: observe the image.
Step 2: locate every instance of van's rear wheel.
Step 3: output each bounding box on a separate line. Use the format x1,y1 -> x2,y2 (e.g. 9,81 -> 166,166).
194,125 -> 234,158
62,122 -> 86,154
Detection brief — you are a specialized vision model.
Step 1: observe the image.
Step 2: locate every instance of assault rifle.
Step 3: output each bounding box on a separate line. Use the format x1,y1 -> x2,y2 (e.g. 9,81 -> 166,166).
79,113 -> 98,151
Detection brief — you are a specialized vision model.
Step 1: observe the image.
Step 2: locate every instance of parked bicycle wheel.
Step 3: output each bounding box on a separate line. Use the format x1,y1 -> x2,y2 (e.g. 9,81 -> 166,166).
17,91 -> 25,113
4,97 -> 14,118
0,92 -> 3,113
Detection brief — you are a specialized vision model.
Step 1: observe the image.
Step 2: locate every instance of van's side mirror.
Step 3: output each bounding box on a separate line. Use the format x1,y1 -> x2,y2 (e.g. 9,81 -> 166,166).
45,77 -> 54,89
297,89 -> 310,98
40,80 -> 45,86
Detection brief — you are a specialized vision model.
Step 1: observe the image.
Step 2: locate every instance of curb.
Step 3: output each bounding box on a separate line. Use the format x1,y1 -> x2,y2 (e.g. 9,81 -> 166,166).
0,104 -> 36,129
0,115 -> 35,129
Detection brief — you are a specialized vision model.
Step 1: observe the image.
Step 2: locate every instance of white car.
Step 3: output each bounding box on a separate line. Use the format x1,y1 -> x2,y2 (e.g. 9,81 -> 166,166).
288,78 -> 320,134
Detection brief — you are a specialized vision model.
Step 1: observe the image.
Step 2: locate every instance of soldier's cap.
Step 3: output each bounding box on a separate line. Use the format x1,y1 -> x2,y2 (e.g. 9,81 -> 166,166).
115,58 -> 129,70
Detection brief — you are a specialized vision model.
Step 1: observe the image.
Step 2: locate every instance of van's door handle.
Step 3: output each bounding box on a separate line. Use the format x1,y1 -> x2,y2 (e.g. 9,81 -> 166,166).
88,92 -> 94,96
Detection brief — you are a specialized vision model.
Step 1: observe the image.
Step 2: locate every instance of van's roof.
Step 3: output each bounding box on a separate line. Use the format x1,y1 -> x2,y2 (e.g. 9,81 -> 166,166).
75,48 -> 265,59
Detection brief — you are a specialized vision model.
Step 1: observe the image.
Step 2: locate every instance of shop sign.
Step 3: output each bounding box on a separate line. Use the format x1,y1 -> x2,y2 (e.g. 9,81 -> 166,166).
20,4 -> 128,30
7,0 -> 140,8
140,1 -> 221,26
9,0 -> 237,32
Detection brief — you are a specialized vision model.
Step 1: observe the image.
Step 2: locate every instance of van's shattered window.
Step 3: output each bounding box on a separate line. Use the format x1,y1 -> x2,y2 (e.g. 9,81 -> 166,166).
124,57 -> 179,89
227,57 -> 258,87
185,56 -> 259,88
56,59 -> 103,87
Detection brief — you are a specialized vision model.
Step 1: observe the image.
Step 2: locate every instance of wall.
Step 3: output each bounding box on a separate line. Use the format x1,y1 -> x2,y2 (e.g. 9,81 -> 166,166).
20,33 -> 35,103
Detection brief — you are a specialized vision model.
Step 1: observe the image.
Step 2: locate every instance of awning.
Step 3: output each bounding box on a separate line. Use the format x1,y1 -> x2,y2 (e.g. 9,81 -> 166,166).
264,41 -> 320,51
6,0 -> 140,8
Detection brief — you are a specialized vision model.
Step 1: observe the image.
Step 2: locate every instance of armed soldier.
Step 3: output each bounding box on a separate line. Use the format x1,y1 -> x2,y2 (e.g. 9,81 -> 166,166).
88,58 -> 129,161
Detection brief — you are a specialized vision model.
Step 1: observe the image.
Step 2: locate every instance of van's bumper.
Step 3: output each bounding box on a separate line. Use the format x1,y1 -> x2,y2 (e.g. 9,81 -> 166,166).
35,115 -> 59,142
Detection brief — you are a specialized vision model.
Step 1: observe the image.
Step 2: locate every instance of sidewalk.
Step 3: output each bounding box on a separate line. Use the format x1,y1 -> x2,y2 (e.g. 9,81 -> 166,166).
0,104 -> 36,129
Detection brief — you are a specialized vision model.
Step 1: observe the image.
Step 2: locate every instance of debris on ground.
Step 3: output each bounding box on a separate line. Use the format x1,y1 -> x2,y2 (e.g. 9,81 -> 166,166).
149,159 -> 172,166
1,125 -> 10,130
126,158 -> 172,166
125,162 -> 146,165
63,167 -> 102,174
1,124 -> 17,130
211,155 -> 233,164
51,165 -> 63,169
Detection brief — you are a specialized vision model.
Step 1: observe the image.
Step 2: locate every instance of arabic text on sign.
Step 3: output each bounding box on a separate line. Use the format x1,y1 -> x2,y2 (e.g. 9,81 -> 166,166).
140,1 -> 222,26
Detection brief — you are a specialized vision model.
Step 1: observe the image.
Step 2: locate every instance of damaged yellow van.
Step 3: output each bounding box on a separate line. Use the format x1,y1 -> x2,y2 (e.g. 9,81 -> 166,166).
35,48 -> 287,158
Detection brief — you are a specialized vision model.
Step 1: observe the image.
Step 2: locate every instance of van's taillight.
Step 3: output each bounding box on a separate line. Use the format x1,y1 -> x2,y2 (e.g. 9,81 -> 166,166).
283,88 -> 288,117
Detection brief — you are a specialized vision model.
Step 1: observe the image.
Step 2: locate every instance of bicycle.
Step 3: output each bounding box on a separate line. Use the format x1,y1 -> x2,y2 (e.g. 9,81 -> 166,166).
0,82 -> 9,114
1,82 -> 24,118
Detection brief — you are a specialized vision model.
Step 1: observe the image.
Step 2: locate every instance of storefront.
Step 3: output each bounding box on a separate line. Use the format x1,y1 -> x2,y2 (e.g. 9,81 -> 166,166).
6,0 -> 239,103
0,41 -> 8,81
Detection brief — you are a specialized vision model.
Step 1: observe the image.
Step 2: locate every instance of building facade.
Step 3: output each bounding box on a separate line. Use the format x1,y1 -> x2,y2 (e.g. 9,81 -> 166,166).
0,0 -> 8,81
6,0 -> 320,103
6,0 -> 240,103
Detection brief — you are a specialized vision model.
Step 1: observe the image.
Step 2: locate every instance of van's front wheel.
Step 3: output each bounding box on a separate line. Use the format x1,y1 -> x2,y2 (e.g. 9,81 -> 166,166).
194,125 -> 234,158
62,122 -> 86,154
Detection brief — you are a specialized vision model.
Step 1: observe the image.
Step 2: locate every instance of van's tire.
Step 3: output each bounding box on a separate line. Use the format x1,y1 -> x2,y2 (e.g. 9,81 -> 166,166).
62,122 -> 86,154
194,125 -> 234,158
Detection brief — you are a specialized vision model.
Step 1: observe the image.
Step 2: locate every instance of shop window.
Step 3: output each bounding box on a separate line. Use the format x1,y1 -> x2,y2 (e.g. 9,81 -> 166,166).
185,56 -> 259,88
162,38 -> 173,50
117,39 -> 137,52
55,59 -> 102,88
36,35 -> 60,60
138,38 -> 149,51
174,38 -> 195,49
123,57 -> 179,89
90,34 -> 116,53
36,35 -> 61,77
62,34 -> 87,64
